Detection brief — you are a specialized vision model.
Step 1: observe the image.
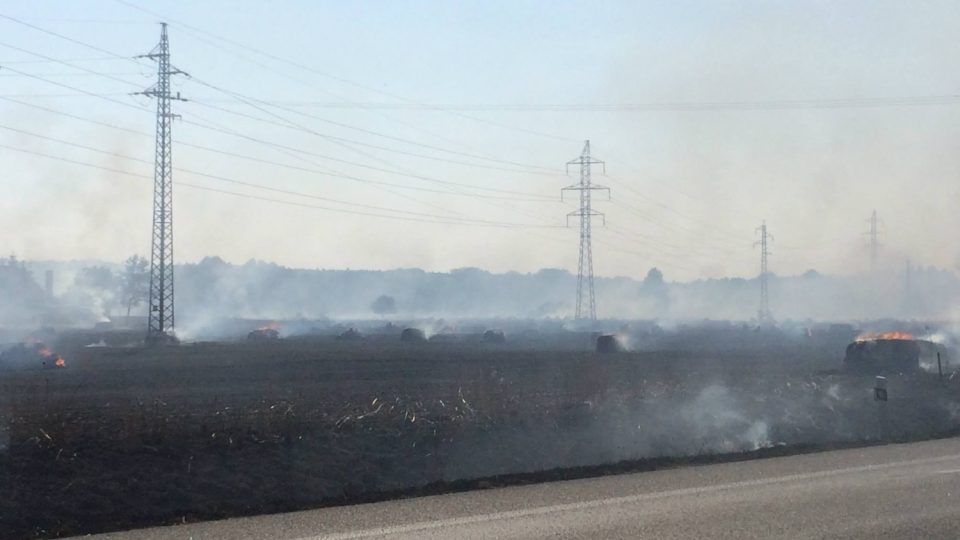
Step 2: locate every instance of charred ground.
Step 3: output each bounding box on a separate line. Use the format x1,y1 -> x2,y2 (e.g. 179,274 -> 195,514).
2,327 -> 960,539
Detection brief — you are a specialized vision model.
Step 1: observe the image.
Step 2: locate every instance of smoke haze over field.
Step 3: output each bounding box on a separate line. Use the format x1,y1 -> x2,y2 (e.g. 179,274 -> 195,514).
9,257 -> 960,330
2,1 -> 960,282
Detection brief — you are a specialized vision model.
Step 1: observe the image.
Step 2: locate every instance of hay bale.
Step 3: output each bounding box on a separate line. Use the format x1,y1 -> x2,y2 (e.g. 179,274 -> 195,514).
247,328 -> 280,342
844,339 -> 922,373
400,328 -> 426,343
336,328 -> 363,341
596,334 -> 625,353
482,330 -> 506,344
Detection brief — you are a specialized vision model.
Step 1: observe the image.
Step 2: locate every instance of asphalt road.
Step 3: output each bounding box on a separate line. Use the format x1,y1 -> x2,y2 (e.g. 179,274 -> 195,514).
92,438 -> 960,540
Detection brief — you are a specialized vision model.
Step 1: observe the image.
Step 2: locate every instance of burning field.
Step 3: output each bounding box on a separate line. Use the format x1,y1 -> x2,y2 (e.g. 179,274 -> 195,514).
0,339 -> 66,370
2,331 -> 960,538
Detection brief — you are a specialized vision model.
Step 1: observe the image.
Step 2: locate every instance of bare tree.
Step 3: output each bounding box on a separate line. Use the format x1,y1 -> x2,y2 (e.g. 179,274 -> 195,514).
122,255 -> 150,322
370,294 -> 397,316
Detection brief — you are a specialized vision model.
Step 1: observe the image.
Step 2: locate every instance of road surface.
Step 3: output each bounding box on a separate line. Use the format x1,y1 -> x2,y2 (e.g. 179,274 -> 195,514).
91,438 -> 960,539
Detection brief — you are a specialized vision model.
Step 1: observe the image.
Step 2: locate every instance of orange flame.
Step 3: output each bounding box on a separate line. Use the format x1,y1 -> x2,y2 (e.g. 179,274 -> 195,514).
30,341 -> 66,367
258,322 -> 281,331
855,331 -> 915,342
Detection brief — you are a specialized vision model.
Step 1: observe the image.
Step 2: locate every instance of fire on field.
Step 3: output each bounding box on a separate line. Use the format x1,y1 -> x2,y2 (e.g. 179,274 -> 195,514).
3,328 -> 960,539
0,339 -> 66,370
247,322 -> 281,342
844,331 -> 949,374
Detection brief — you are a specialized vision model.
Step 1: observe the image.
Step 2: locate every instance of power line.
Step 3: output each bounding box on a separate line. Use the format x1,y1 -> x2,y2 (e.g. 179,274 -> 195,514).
1,13 -> 833,281
1,130 -> 669,274
0,56 -> 130,64
230,95 -> 960,112
0,40 -> 564,181
603,171 -> 759,245
187,77 -> 562,174
179,115 -> 558,201
0,141 -> 562,229
164,21 -> 576,167
0,63 -> 559,203
0,102 -> 551,233
1,13 -> 565,175
112,0 -> 578,144
0,63 -> 155,111
0,72 -> 144,77
184,108 -> 472,220
0,92 -> 131,98
8,18 -> 154,24
596,233 -> 706,275
0,13 -> 151,68
182,94 -> 564,177
0,40 -> 144,89
608,198 -> 748,252
0,133 -> 704,276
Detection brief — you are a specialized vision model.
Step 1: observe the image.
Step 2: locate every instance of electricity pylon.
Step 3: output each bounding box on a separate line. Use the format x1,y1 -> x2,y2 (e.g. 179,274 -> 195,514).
136,23 -> 187,345
755,221 -> 774,324
562,140 -> 609,321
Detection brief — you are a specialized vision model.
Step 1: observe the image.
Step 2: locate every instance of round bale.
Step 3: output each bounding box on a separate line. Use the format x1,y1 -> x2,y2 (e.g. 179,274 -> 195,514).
337,328 -> 363,341
400,328 -> 427,343
482,330 -> 506,344
596,334 -> 625,353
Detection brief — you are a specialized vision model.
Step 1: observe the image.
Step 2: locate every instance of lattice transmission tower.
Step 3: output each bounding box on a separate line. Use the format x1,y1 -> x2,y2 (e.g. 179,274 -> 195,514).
865,209 -> 882,271
755,221 -> 774,324
136,23 -> 186,344
562,140 -> 609,321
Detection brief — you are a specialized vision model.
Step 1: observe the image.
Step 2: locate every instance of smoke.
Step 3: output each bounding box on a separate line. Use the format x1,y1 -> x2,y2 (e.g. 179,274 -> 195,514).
441,359 -> 960,483
673,385 -> 773,452
15,255 -> 960,336
441,376 -> 857,480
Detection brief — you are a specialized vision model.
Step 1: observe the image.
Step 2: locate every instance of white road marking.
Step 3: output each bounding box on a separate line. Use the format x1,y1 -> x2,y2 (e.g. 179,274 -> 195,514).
301,452 -> 960,540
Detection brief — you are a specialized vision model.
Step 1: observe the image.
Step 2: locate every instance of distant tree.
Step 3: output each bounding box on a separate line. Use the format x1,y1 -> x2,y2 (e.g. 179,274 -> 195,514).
72,265 -> 121,318
643,267 -> 664,287
370,294 -> 397,315
121,255 -> 150,319
0,255 -> 46,324
641,267 -> 670,315
75,266 -> 116,290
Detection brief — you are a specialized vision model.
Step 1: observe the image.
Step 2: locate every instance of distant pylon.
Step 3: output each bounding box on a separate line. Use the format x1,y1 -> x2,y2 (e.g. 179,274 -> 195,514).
866,209 -> 882,271
755,221 -> 774,324
903,258 -> 912,316
562,140 -> 609,321
136,23 -> 187,344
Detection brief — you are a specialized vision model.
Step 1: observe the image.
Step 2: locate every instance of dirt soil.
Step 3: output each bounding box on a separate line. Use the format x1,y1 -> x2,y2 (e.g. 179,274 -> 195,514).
2,336 -> 959,539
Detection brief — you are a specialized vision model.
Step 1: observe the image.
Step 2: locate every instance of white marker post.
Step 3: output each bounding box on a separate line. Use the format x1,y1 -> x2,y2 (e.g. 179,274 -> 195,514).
875,375 -> 888,440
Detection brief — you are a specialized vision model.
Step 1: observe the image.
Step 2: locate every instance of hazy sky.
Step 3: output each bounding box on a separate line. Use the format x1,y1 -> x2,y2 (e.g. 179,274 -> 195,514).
2,0 -> 960,281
